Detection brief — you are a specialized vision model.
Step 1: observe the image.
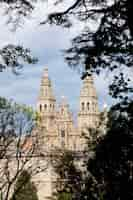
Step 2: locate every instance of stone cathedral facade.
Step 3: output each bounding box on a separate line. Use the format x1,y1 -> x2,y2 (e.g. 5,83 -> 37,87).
36,68 -> 99,151
33,68 -> 100,200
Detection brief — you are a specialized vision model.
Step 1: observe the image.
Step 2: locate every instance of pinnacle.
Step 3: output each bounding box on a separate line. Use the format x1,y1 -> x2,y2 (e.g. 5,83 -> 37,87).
60,95 -> 68,105
43,67 -> 49,78
38,67 -> 55,101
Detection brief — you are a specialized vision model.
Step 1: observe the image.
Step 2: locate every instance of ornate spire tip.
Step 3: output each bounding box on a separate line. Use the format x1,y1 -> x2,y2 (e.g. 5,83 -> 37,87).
44,67 -> 49,77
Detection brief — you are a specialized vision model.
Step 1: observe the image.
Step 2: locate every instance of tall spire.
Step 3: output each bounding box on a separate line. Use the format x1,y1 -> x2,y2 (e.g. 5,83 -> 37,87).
80,74 -> 98,106
78,73 -> 99,130
37,68 -> 56,115
38,68 -> 55,101
36,67 -> 56,148
44,68 -> 48,78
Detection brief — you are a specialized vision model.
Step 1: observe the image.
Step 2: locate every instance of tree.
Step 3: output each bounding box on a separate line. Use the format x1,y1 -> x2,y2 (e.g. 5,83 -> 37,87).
56,191 -> 72,200
81,101 -> 133,200
10,170 -> 39,200
52,150 -> 82,200
0,97 -> 47,200
1,0 -> 133,76
1,0 -> 36,29
45,0 -> 133,71
0,45 -> 38,74
43,0 -> 133,104
0,0 -> 38,73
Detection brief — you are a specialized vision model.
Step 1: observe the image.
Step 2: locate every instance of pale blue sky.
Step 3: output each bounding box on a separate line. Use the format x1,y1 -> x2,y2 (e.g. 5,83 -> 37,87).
0,3 -> 112,112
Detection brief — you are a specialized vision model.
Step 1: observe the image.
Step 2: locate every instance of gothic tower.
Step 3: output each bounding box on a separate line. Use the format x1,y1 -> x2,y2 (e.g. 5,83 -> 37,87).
78,73 -> 99,132
37,68 -> 56,131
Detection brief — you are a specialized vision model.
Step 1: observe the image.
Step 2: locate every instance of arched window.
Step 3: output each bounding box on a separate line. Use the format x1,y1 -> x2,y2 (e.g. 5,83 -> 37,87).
87,102 -> 90,111
44,104 -> 47,110
93,103 -> 95,112
81,102 -> 84,111
40,104 -> 42,112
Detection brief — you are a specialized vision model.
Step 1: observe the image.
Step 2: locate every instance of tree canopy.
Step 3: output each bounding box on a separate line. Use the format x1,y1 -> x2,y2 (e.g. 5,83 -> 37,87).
43,0 -> 133,102
0,45 -> 38,74
52,150 -> 82,200
45,0 -> 133,71
0,97 -> 39,200
80,101 -> 133,200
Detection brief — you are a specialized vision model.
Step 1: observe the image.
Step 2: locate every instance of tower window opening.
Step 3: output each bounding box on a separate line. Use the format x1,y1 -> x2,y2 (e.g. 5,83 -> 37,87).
44,104 -> 47,110
94,103 -> 96,112
87,102 -> 90,111
93,103 -> 96,112
81,102 -> 84,111
40,104 -> 42,112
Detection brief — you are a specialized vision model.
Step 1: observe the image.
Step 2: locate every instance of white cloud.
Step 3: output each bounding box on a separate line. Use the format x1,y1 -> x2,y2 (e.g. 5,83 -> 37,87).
0,3 -> 112,112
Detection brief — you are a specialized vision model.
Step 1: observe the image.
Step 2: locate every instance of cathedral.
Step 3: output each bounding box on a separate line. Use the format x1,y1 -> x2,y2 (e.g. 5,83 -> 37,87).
36,68 -> 100,152
32,68 -> 100,200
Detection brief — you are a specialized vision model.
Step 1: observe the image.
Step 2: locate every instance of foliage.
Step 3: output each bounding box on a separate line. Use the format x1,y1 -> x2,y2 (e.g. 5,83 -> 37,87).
44,0 -> 133,101
1,0 -> 37,29
0,97 -> 11,109
0,97 -> 39,200
10,170 -> 39,200
56,190 -> 72,200
45,0 -> 133,70
0,44 -> 38,74
82,100 -> 133,200
52,150 -> 82,200
0,97 -> 36,138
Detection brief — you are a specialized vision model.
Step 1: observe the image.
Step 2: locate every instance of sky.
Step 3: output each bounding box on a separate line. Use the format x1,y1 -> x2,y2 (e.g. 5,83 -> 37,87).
0,2 -> 113,113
